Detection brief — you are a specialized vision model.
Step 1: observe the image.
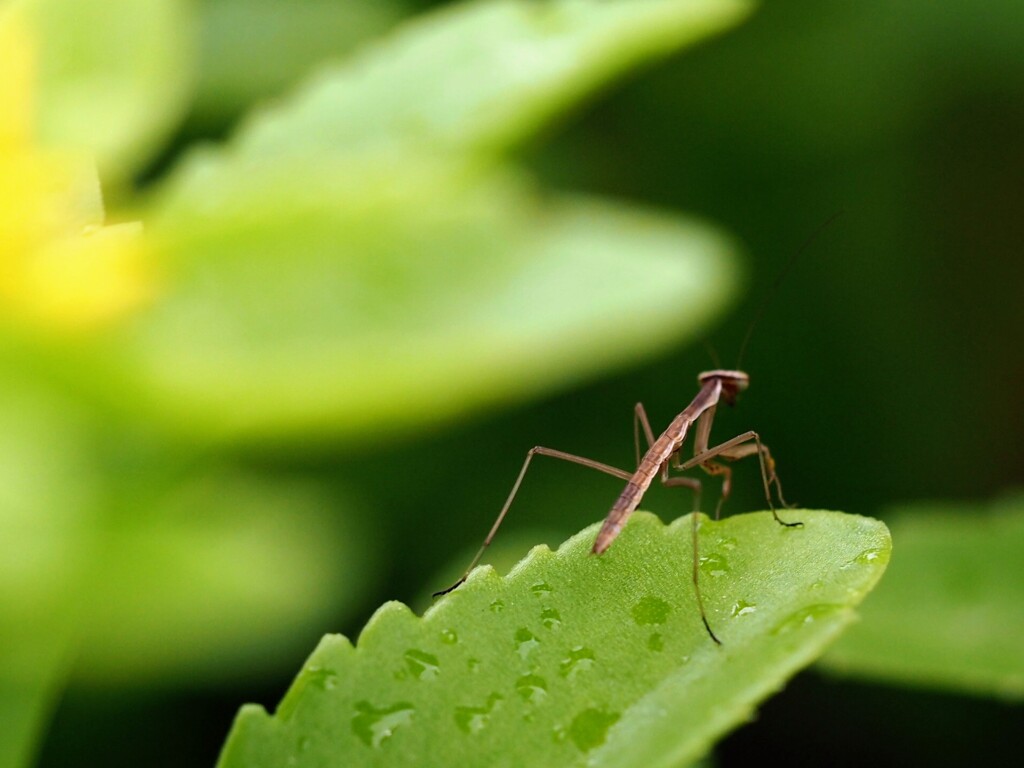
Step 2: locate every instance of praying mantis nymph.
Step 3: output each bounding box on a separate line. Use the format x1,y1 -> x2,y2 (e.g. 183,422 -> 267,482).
435,214 -> 841,643
434,367 -> 797,644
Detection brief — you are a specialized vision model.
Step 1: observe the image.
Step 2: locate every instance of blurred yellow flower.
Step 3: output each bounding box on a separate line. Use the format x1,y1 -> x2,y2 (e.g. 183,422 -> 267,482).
0,9 -> 153,335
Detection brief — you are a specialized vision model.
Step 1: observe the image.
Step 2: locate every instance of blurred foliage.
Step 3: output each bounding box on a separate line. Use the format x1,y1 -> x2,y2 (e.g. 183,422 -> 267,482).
127,0 -> 749,441
136,166 -> 737,440
820,494 -> 1024,699
13,0 -> 193,186
0,0 -> 1021,766
218,511 -> 890,768
189,0 -> 407,128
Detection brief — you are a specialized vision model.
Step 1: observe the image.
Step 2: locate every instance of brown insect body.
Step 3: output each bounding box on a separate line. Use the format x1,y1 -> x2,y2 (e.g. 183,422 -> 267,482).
438,214 -> 840,642
589,372 -> 733,552
436,368 -> 794,644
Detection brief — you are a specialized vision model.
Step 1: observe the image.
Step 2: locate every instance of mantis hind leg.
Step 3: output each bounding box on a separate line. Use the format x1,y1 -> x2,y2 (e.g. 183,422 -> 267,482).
661,458 -> 716,643
433,446 -> 633,598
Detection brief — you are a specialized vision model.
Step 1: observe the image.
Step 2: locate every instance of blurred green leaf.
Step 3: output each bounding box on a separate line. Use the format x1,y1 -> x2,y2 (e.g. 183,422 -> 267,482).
217,510 -> 890,767
0,363 -> 378,688
820,495 -> 1024,700
223,0 -> 753,159
0,373 -> 98,648
16,0 -> 194,182
191,0 -> 406,126
74,471 -> 376,685
0,639 -> 66,768
0,373 -> 85,768
135,162 -> 738,439
126,0 -> 753,441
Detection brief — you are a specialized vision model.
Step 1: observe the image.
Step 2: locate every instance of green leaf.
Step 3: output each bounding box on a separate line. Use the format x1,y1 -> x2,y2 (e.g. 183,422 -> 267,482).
0,374 -> 98,651
217,510 -> 890,767
227,0 -> 753,160
0,361 -> 378,688
0,639 -> 67,768
0,372 -> 97,767
820,495 -> 1024,700
135,164 -> 739,439
17,0 -> 194,182
74,472 -> 378,685
127,0 -> 752,441
191,0 -> 405,126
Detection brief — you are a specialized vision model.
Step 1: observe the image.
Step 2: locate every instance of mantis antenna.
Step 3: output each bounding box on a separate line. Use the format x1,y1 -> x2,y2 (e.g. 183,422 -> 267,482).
735,210 -> 844,369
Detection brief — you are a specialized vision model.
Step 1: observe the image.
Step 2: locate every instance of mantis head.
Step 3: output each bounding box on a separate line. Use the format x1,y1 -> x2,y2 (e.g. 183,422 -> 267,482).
697,369 -> 749,406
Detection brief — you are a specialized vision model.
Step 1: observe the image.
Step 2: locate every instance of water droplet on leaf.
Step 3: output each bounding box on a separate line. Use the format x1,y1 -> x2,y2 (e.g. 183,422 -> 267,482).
531,581 -> 553,597
454,693 -> 503,734
404,649 -> 440,681
515,627 -> 540,659
855,547 -> 887,565
559,646 -> 595,678
730,600 -> 757,617
699,552 -> 730,577
515,674 -> 549,705
541,607 -> 562,630
771,604 -> 840,635
631,595 -> 671,625
568,707 -> 620,752
351,701 -> 415,748
306,667 -> 339,691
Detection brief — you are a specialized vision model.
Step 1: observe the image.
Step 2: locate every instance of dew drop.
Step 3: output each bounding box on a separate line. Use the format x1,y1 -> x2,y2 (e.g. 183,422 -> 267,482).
771,604 -> 840,635
440,629 -> 458,645
631,595 -> 671,626
404,649 -> 440,681
490,599 -> 505,613
306,666 -> 339,691
467,657 -> 481,672
559,646 -> 596,678
351,701 -> 415,748
718,536 -> 739,551
298,738 -> 311,752
515,627 -> 540,660
531,581 -> 554,597
567,707 -> 620,752
730,600 -> 757,618
515,674 -> 549,705
699,552 -> 730,577
454,693 -> 503,735
647,633 -> 664,652
855,547 -> 887,565
541,607 -> 562,630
